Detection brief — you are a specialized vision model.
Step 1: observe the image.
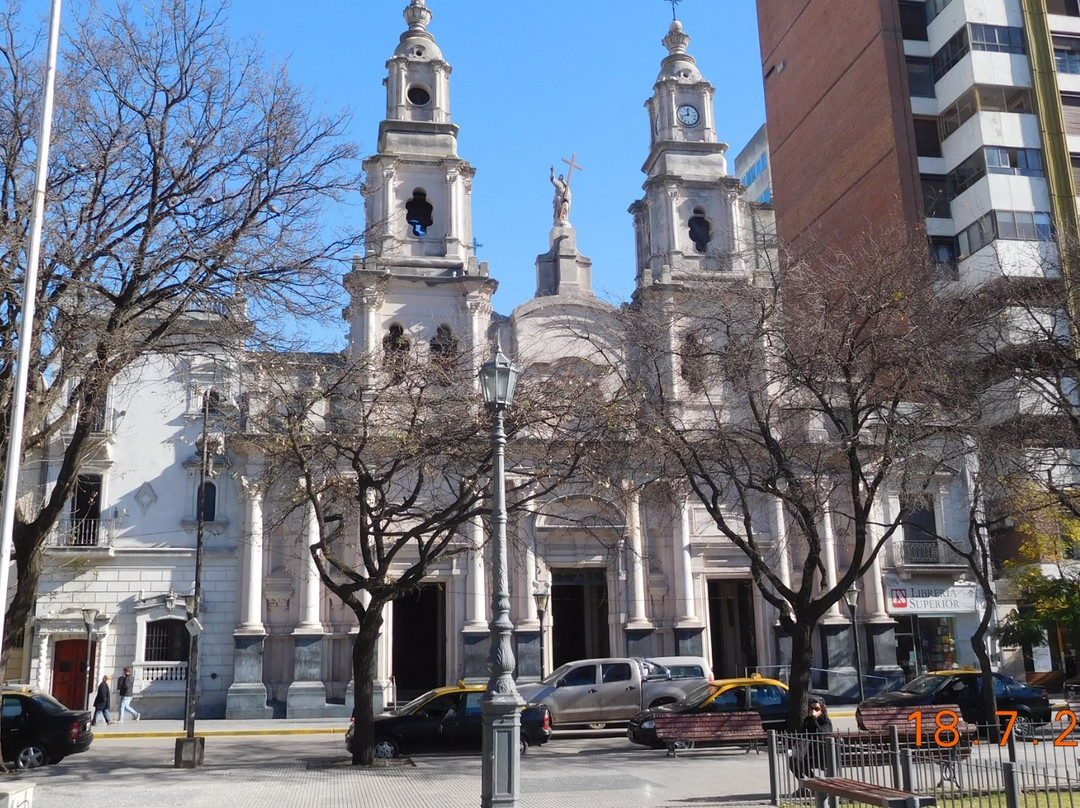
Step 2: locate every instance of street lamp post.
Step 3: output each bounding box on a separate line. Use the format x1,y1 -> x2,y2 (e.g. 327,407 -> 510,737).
81,608 -> 98,711
478,341 -> 523,808
533,582 -> 550,680
844,584 -> 865,703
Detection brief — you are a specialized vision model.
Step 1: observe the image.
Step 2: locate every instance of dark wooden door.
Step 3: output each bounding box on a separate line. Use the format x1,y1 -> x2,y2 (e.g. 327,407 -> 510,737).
53,639 -> 94,710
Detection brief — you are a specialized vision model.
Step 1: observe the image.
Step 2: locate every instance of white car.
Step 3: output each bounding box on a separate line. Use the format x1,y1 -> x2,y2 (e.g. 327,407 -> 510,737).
646,656 -> 712,680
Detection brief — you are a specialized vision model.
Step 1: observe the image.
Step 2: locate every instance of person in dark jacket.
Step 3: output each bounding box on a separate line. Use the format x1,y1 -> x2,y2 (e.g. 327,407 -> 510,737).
92,674 -> 112,726
117,666 -> 140,723
789,697 -> 834,784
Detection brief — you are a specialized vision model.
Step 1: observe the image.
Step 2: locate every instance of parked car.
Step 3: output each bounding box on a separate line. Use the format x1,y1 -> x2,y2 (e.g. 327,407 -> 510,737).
516,657 -> 707,728
1,687 -> 94,769
856,671 -> 1051,738
345,682 -> 552,759
627,675 -> 790,749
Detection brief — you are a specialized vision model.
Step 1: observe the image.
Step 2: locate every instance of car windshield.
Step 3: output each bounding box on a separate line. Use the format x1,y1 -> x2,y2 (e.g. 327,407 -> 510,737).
393,689 -> 441,716
896,675 -> 946,696
676,682 -> 722,707
540,664 -> 573,687
30,693 -> 69,714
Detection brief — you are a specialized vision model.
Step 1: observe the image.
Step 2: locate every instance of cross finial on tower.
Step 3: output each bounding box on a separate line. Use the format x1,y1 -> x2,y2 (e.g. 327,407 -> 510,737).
665,0 -> 684,21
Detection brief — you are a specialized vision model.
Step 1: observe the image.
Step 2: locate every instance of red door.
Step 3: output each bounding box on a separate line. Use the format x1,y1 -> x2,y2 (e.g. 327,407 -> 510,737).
53,639 -> 95,710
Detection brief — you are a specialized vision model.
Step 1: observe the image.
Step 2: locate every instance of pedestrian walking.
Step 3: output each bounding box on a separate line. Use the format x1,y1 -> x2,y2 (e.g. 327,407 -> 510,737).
117,666 -> 140,723
93,674 -> 112,726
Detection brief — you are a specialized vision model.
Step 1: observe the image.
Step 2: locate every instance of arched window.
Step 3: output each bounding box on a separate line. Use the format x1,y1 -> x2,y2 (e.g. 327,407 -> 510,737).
688,207 -> 712,254
406,189 -> 434,237
429,324 -> 459,372
198,482 -> 217,522
680,333 -> 706,393
383,323 -> 411,381
145,618 -> 190,662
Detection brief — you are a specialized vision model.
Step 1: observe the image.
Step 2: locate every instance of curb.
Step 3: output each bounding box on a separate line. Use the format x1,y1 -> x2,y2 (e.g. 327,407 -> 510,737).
94,727 -> 347,739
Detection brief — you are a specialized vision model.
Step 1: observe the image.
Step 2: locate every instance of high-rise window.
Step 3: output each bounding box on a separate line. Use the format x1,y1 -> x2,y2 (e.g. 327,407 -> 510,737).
1055,37 -> 1080,73
1047,0 -> 1080,17
921,176 -> 951,218
913,118 -> 942,157
939,86 -> 1033,141
932,25 -> 1025,83
906,58 -> 936,98
899,1 -> 928,41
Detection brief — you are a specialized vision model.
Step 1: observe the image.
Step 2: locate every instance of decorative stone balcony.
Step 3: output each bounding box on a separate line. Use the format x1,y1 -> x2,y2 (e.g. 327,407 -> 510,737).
47,517 -> 117,549
890,538 -> 967,570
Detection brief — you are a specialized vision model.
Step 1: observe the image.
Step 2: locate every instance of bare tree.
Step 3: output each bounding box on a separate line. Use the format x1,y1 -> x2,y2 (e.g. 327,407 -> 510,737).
0,0 -> 362,659
588,228 -> 979,726
246,345 -> 619,765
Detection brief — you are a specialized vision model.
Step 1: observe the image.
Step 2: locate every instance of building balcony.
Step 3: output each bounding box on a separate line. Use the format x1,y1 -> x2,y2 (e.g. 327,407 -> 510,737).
47,518 -> 117,550
890,538 -> 968,570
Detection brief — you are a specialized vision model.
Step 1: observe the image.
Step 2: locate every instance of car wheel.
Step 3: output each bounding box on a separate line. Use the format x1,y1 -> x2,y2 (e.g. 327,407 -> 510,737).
519,738 -> 527,756
1011,711 -> 1034,741
673,740 -> 695,751
15,744 -> 48,770
586,722 -> 607,730
373,737 -> 400,759
648,698 -> 676,709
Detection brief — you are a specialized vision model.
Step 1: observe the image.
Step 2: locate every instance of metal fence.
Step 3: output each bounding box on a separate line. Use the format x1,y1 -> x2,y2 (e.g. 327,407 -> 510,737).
767,717 -> 1080,807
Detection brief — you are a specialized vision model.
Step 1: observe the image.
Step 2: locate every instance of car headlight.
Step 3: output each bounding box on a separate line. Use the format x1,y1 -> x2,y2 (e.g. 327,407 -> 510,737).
641,719 -> 655,730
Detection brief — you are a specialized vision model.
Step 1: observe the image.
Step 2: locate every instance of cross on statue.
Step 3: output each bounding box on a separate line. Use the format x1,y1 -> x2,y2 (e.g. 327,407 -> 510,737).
561,153 -> 584,187
665,0 -> 684,21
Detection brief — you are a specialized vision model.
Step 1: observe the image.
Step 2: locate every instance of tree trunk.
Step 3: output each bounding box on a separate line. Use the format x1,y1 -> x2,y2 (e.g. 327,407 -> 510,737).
972,601 -> 999,743
350,607 -> 384,766
3,525 -> 45,668
786,618 -> 817,729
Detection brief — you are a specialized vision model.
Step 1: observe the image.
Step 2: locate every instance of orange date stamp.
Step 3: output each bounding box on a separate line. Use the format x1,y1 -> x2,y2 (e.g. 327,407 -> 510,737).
907,709 -> 1078,747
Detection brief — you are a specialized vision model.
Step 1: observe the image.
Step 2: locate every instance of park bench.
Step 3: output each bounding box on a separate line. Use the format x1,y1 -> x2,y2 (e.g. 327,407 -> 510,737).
845,704 -> 973,787
653,710 -> 767,757
800,776 -> 936,808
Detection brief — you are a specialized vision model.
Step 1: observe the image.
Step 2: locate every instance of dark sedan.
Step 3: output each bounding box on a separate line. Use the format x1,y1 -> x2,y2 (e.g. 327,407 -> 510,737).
628,676 -> 789,749
346,683 -> 552,759
1,688 -> 94,769
857,671 -> 1051,738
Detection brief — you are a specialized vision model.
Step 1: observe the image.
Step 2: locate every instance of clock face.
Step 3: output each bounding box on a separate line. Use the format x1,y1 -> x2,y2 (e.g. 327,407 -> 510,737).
677,104 -> 700,126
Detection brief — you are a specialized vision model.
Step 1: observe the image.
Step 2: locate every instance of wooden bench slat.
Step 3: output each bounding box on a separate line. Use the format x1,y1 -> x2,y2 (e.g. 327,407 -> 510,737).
652,711 -> 766,756
801,777 -> 936,808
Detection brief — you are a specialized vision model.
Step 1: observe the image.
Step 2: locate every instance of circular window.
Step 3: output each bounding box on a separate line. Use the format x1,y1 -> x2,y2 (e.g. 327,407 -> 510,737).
407,85 -> 431,106
414,47 -> 425,57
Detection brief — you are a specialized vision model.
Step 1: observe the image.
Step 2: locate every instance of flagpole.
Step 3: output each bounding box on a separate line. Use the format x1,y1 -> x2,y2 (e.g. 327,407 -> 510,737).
0,0 -> 63,669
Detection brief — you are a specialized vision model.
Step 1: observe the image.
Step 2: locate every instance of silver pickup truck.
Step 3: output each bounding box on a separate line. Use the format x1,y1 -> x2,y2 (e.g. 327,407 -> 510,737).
516,657 -> 708,727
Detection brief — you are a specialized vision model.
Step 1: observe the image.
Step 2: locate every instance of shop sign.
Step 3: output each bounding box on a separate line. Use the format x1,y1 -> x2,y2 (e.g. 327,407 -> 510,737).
885,580 -> 977,613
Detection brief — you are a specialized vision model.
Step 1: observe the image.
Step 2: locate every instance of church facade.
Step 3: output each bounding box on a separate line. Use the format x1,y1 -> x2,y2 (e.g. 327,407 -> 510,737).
13,1 -> 991,719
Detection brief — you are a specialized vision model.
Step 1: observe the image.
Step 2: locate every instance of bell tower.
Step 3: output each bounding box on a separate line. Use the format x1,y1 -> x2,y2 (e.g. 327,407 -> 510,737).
630,20 -> 750,290
346,0 -> 495,373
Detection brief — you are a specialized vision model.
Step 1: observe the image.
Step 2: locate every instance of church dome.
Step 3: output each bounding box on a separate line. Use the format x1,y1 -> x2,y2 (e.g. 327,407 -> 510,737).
656,21 -> 702,83
394,0 -> 444,61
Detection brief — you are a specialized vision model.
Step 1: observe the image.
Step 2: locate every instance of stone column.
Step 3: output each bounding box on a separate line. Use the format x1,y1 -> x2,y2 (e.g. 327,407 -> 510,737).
226,475 -> 272,718
821,498 -> 842,619
35,630 -> 49,692
626,489 -> 650,628
462,516 -> 490,679
864,499 -> 889,620
673,497 -> 697,622
287,500 -> 330,717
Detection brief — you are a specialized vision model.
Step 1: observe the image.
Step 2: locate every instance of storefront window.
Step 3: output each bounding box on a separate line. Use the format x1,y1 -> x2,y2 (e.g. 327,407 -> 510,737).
895,615 -> 957,677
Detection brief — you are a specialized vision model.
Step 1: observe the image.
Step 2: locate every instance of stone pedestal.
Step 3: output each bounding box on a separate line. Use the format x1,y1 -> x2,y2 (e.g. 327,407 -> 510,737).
866,619 -> 905,695
514,630 -> 541,681
286,632 -> 344,718
535,224 -> 593,298
820,620 -> 860,700
625,628 -> 656,659
174,736 -> 205,768
462,629 -> 490,680
674,627 -> 705,657
225,633 -> 273,719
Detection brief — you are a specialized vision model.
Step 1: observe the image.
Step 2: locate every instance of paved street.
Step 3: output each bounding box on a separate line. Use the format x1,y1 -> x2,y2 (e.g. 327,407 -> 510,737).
16,724 -> 781,808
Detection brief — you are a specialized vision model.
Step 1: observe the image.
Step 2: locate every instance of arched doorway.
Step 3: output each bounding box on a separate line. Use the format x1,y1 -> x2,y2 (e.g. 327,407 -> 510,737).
53,638 -> 95,710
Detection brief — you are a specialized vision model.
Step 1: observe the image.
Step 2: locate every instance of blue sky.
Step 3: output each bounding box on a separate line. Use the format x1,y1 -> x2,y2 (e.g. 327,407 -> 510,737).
230,1 -> 766,338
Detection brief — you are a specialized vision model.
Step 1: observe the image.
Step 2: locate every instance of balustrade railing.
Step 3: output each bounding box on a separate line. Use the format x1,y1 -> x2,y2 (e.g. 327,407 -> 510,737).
49,518 -> 116,548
